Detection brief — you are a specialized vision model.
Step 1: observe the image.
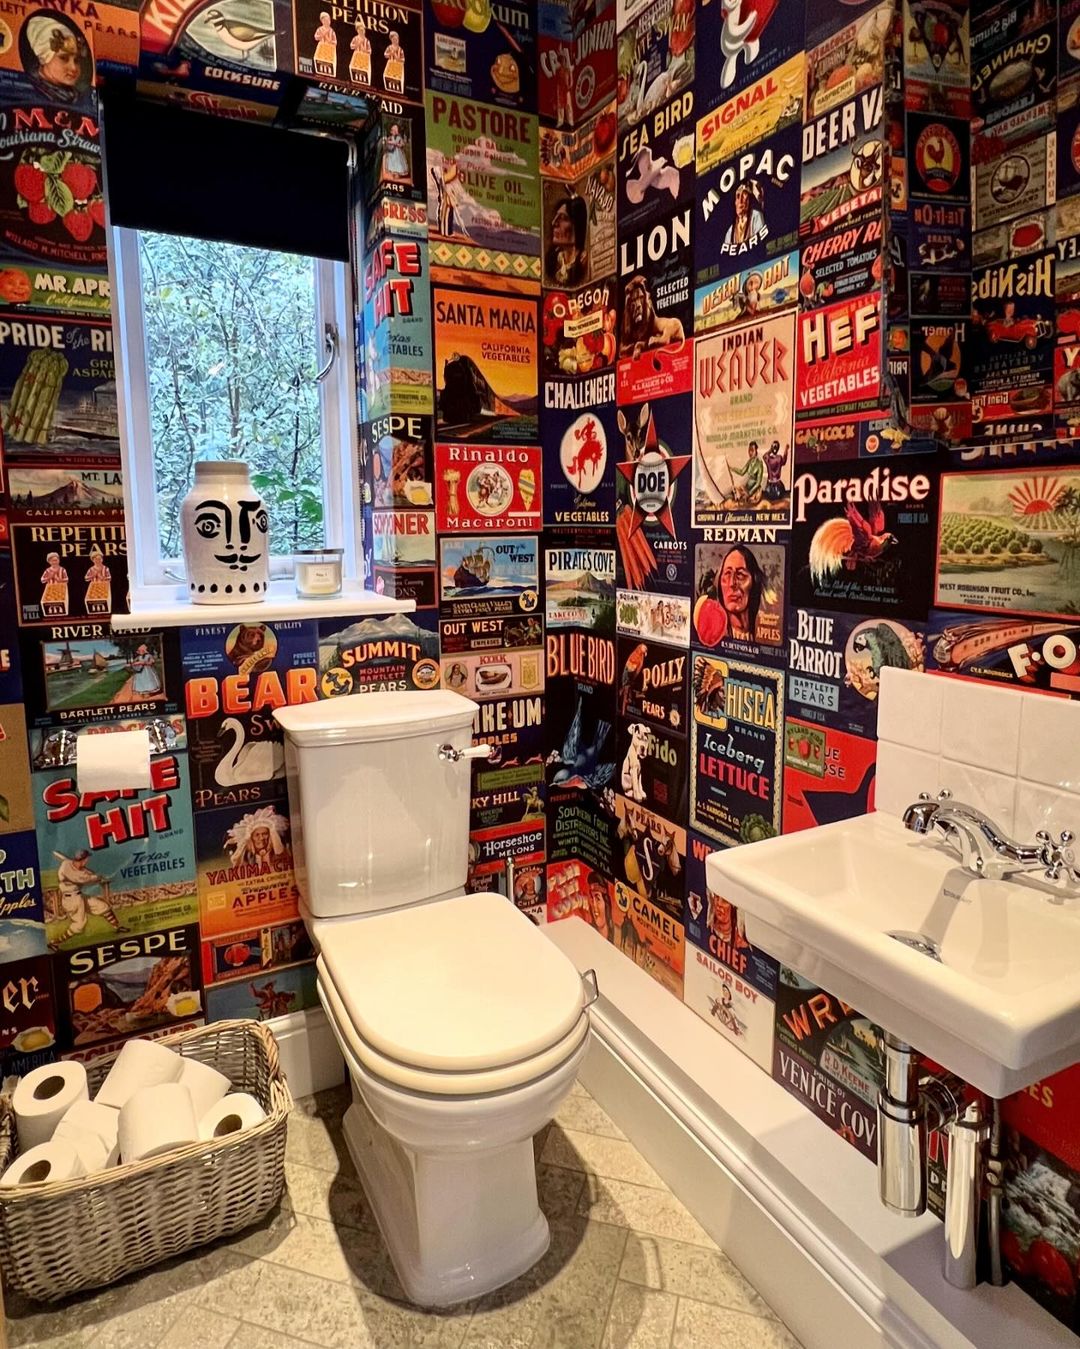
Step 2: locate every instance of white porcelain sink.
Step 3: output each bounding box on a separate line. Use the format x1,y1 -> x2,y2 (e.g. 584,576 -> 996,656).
707,812 -> 1080,1097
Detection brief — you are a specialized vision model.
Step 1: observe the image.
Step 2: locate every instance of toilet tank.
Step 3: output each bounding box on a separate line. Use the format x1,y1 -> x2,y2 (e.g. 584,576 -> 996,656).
274,690 -> 478,919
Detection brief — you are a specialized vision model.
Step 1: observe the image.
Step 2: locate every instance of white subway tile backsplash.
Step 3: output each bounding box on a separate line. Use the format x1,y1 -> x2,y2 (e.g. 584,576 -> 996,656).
937,761 -> 1017,834
878,668 -> 943,753
940,679 -> 1022,777
875,741 -> 940,818
1014,782 -> 1080,842
1018,694 -> 1080,794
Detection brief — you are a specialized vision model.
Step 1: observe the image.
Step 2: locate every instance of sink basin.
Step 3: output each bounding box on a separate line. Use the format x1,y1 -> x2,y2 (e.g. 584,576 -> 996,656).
707,812 -> 1080,1097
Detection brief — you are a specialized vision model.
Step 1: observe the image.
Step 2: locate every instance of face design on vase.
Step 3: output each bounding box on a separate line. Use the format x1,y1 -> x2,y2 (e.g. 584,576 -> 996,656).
193,498 -> 269,572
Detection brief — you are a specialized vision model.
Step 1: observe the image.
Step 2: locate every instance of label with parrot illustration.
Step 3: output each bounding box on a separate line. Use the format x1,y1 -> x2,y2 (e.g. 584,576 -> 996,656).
781,717 -> 878,832
692,311 -> 796,529
0,104 -> 105,269
32,723 -> 198,951
194,801 -> 301,941
424,0 -> 536,110
616,634 -> 687,734
789,460 -> 938,616
690,653 -> 783,849
59,924 -> 201,1052
612,794 -> 685,921
787,608 -> 927,735
181,620 -> 319,814
0,312 -> 118,459
435,442 -> 542,532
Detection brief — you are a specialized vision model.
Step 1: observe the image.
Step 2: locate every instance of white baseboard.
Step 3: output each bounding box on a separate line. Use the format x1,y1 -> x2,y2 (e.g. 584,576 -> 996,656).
267,1006 -> 345,1100
547,919 -> 1069,1349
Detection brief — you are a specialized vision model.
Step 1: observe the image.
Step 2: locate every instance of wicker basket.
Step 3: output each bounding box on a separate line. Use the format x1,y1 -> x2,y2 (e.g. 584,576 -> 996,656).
0,1019 -> 292,1303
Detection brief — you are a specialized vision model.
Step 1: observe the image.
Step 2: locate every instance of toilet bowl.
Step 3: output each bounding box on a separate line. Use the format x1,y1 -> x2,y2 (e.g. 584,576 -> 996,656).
315,891 -> 591,1307
274,692 -> 595,1307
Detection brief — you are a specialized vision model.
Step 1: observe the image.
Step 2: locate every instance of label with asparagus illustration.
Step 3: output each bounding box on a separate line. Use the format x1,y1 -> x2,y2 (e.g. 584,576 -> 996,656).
0,313 -> 119,458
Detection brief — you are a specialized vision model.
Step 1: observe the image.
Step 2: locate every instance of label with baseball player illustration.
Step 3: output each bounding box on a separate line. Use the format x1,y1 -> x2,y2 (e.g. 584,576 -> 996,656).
200,918 -> 313,988
692,541 -> 786,663
317,611 -> 441,696
0,312 -> 119,459
616,205 -> 693,403
610,880 -> 684,997
195,801 -> 301,941
0,831 -> 47,961
800,83 -> 885,240
773,966 -> 883,1162
782,718 -> 878,832
11,521 -> 127,626
617,90 -> 695,236
616,634 -> 687,734
615,0 -> 694,130
435,442 -> 541,531
691,654 -> 783,849
695,52 -> 804,176
424,0 -> 536,110
788,608 -> 927,736
612,795 -> 685,922
33,724 -> 197,951
615,392 -> 693,596
542,397 -> 618,527
693,0 -> 805,112
293,0 -> 422,103
439,533 -> 540,619
684,939 -> 776,1071
790,460 -> 938,616
20,623 -> 181,729
695,249 -> 799,335
616,719 -> 688,823
795,291 -> 883,418
204,959 -> 318,1022
692,311 -> 796,530
695,121 -> 802,293
181,620 -> 319,813
925,611 -> 1080,697
545,538 -> 616,631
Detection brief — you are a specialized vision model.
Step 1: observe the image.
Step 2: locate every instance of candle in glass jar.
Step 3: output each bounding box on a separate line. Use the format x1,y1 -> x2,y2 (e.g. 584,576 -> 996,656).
294,548 -> 343,597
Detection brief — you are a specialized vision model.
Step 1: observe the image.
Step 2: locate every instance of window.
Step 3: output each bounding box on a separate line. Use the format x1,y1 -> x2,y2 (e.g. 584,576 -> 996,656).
111,227 -> 358,590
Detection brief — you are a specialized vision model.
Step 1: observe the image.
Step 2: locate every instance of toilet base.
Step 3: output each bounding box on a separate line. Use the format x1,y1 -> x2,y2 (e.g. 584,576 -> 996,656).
342,1091 -> 551,1308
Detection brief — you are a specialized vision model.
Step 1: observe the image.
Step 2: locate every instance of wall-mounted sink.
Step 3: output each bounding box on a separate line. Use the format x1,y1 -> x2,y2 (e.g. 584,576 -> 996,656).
707,811 -> 1080,1098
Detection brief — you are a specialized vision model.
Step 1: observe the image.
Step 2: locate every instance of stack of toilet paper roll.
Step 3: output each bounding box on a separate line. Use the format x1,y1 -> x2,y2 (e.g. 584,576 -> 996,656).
2,1038 -> 267,1187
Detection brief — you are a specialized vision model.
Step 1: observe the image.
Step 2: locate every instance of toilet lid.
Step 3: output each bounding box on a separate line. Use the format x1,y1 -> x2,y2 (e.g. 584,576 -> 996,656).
316,892 -> 587,1072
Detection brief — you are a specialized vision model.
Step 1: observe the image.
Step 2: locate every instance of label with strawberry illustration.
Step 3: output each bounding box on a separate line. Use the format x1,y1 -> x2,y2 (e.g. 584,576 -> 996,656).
0,104 -> 105,267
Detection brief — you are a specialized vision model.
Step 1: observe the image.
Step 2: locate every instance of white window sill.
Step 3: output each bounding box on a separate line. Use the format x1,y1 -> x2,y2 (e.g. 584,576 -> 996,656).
110,578 -> 415,630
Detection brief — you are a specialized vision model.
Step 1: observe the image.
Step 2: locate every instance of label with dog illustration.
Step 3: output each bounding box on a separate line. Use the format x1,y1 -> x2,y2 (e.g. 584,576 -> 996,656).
690,653 -> 783,848
615,718 -> 688,823
181,621 -> 319,814
616,205 -> 694,403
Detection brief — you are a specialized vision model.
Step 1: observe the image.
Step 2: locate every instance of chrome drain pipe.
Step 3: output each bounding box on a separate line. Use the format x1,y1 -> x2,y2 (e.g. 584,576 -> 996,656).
877,1034 -> 988,1289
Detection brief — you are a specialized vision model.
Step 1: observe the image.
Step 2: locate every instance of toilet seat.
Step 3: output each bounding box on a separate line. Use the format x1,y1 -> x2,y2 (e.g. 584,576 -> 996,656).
315,890 -> 590,1095
318,964 -> 589,1095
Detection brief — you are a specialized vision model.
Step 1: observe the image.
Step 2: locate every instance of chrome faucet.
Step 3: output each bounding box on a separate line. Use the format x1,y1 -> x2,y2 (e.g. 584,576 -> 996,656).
902,790 -> 1079,884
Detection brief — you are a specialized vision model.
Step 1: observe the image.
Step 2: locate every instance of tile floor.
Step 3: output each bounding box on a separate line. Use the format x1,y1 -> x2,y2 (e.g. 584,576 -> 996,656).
5,1081 -> 802,1349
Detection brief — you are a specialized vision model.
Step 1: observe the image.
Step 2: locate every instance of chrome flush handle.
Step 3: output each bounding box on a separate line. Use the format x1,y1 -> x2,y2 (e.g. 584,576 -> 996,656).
437,743 -> 493,763
581,969 -> 600,1008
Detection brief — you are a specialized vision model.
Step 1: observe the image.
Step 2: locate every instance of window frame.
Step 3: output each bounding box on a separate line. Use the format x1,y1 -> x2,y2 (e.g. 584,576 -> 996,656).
108,225 -> 359,591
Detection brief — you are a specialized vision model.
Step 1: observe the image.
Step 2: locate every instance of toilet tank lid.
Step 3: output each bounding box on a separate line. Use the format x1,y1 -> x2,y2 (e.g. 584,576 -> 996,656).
274,689 -> 478,745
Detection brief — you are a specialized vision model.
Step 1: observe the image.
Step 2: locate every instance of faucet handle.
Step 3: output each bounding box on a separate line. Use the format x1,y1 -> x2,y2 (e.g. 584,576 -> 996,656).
917,789 -> 952,802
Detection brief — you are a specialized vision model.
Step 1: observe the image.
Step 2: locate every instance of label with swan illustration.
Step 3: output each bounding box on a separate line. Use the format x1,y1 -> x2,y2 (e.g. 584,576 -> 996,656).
32,720 -> 197,950
181,620 -> 319,814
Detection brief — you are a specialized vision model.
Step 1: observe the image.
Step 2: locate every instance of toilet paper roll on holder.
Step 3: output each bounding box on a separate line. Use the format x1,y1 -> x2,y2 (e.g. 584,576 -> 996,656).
34,719 -> 178,769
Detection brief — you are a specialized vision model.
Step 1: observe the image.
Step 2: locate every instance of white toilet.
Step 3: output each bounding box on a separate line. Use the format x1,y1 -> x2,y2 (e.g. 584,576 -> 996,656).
274,690 -> 593,1308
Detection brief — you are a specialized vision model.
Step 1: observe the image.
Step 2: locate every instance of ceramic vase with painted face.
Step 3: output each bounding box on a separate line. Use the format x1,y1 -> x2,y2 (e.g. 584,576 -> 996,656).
180,461 -> 270,605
